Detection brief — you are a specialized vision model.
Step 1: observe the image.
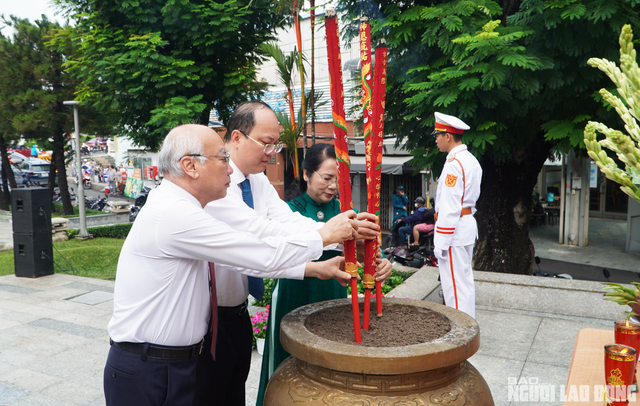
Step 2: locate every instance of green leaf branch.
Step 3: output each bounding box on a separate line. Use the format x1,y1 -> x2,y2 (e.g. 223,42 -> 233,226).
585,24 -> 640,203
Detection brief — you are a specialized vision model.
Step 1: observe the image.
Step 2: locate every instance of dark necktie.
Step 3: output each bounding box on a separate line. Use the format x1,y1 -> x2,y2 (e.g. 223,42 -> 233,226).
239,178 -> 265,300
208,262 -> 218,358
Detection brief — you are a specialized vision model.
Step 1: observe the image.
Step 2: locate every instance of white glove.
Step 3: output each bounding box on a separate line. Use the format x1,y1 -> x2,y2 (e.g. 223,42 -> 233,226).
434,248 -> 448,261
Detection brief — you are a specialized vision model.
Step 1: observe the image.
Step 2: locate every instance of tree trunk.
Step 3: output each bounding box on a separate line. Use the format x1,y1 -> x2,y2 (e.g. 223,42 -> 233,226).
474,135 -> 553,275
52,129 -> 74,215
0,135 -> 17,190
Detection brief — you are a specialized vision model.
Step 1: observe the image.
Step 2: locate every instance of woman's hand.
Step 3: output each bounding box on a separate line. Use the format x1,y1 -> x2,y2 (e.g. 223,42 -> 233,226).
374,257 -> 393,282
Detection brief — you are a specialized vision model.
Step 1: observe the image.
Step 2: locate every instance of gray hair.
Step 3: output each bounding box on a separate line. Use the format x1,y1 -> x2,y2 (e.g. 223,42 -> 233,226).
158,126 -> 206,179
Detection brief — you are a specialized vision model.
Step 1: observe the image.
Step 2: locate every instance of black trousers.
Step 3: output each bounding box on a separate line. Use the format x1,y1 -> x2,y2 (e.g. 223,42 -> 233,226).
104,343 -> 198,406
193,310 -> 253,406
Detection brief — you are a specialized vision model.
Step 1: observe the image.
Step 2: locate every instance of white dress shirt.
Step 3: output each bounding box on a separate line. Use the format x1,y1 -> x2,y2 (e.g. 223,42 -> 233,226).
108,180 -> 323,346
434,144 -> 482,250
205,159 -> 323,306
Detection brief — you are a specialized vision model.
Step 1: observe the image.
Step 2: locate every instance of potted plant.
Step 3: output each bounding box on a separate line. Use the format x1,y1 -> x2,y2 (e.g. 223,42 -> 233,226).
251,306 -> 269,355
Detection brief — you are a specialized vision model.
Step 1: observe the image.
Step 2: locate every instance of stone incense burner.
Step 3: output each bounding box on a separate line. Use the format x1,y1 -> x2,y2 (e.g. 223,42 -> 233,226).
264,298 -> 494,405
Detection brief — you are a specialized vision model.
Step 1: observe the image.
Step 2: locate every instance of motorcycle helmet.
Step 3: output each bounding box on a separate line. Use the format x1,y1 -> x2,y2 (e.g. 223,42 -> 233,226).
415,196 -> 426,205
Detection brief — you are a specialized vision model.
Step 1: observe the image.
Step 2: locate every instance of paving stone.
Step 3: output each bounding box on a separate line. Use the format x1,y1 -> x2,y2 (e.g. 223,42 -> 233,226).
6,392 -> 74,406
78,338 -> 111,357
468,354 -> 524,406
17,304 -> 63,319
474,309 -> 542,362
10,338 -> 70,359
40,380 -> 104,406
0,368 -> 61,392
49,311 -> 109,331
0,348 -> 40,367
66,291 -> 113,305
511,362 -> 571,406
29,318 -> 106,339
0,291 -> 23,301
246,349 -> 263,405
0,311 -> 42,324
87,397 -> 105,406
68,367 -> 105,393
27,350 -> 102,381
63,282 -> 114,293
526,318 -> 614,368
0,285 -> 39,295
0,381 -> 28,405
0,318 -> 21,331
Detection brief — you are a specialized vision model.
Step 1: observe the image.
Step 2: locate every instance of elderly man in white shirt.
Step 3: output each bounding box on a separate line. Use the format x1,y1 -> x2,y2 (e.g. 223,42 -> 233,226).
195,101 -> 389,406
104,124 -> 361,406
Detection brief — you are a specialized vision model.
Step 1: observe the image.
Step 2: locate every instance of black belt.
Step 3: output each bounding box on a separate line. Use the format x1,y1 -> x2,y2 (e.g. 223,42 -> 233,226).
218,299 -> 249,317
111,339 -> 203,360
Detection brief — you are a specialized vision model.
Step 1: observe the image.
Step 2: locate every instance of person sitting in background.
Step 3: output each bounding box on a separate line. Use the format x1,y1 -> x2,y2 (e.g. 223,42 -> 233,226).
410,204 -> 436,246
392,185 -> 408,223
396,196 -> 427,248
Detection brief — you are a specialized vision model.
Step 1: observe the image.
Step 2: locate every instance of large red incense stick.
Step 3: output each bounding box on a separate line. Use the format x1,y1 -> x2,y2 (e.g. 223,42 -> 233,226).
325,7 -> 361,343
371,40 -> 388,317
359,17 -> 375,331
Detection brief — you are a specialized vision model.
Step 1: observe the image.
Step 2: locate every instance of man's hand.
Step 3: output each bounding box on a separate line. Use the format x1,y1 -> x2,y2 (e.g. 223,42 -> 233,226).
354,212 -> 380,240
434,248 -> 448,262
304,256 -> 359,287
317,210 -> 358,246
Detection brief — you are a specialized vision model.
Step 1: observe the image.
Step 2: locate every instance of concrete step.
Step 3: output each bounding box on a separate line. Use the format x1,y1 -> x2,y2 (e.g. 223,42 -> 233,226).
93,155 -> 116,168
390,266 -> 626,321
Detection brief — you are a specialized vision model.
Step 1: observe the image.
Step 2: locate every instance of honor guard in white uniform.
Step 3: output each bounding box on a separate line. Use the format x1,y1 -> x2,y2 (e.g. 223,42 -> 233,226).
432,112 -> 482,318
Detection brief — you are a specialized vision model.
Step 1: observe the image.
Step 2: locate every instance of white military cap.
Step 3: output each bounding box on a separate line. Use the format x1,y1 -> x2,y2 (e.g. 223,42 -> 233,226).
431,112 -> 470,135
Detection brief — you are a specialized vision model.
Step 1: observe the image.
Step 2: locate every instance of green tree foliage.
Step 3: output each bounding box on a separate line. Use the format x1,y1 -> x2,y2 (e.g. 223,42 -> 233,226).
339,0 -> 640,274
51,0 -> 281,150
0,16 -> 77,213
0,16 -> 113,214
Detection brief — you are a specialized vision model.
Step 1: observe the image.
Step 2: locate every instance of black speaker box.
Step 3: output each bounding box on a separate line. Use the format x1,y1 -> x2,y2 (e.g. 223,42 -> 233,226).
13,232 -> 54,278
11,188 -> 52,234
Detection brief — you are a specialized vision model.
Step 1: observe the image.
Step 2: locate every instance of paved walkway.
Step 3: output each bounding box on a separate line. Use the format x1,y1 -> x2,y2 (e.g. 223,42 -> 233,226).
0,269 -> 622,406
0,209 -> 635,405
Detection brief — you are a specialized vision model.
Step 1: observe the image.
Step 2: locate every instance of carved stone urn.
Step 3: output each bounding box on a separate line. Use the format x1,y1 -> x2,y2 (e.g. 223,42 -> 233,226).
264,298 -> 494,406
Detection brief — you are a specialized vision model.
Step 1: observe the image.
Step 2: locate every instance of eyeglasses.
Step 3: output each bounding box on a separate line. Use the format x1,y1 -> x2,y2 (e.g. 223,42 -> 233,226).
179,153 -> 230,164
313,171 -> 338,185
238,130 -> 284,154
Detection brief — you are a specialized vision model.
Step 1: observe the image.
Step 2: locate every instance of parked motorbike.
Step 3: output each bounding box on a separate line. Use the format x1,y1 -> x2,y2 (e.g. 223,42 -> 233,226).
88,195 -> 111,212
129,184 -> 156,222
533,256 -> 573,279
129,205 -> 140,222
387,245 -> 438,269
134,185 -> 151,207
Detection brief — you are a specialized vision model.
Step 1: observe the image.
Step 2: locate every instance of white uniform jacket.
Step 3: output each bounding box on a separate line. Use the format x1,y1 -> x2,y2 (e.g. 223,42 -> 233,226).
434,145 -> 482,250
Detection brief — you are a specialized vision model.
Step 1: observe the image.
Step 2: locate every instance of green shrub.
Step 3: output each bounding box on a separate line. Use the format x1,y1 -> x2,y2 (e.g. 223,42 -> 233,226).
68,223 -> 133,239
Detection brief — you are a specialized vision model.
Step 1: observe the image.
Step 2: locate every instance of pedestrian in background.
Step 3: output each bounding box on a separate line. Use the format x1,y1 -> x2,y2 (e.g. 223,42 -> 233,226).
392,185 -> 408,224
108,165 -> 117,195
